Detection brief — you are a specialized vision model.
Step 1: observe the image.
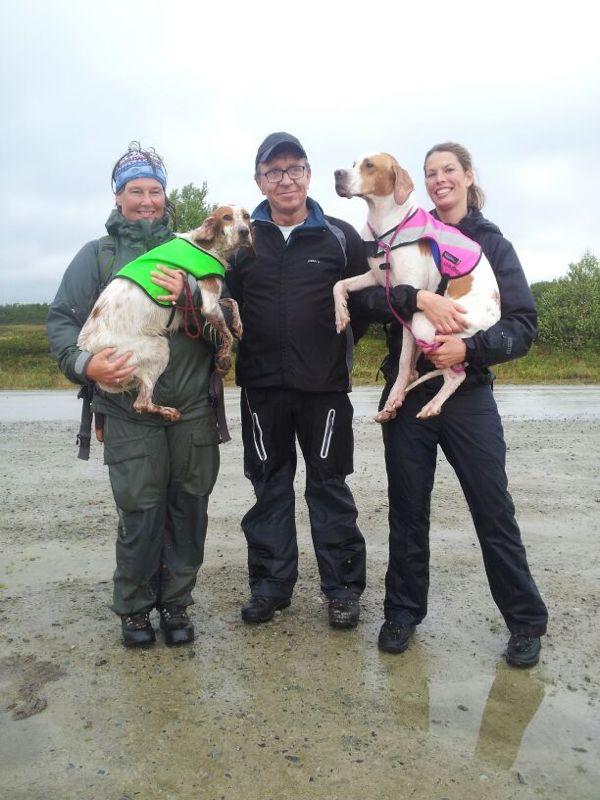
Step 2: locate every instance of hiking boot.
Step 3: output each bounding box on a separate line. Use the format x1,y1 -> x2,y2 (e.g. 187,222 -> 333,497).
506,633 -> 541,668
328,597 -> 360,629
378,620 -> 415,654
241,596 -> 291,624
121,611 -> 156,648
158,605 -> 195,646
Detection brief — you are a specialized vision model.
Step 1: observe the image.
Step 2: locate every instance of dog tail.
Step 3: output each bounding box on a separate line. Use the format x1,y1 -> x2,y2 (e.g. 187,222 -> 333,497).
405,370 -> 443,394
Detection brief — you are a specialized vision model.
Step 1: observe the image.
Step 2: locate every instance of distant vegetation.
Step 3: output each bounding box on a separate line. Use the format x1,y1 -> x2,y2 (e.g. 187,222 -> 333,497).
0,325 -> 71,389
1,252 -> 598,389
0,303 -> 50,324
530,251 -> 600,352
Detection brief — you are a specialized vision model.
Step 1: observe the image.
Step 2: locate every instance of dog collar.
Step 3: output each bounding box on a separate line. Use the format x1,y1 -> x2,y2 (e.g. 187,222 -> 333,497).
115,238 -> 226,307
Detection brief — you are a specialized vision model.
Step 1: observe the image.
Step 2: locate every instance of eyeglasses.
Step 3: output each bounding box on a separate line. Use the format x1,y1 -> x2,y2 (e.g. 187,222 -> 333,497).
260,165 -> 307,183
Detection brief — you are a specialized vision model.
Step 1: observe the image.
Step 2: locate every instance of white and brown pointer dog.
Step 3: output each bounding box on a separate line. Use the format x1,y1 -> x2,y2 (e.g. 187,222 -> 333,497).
333,153 -> 500,421
78,205 -> 251,422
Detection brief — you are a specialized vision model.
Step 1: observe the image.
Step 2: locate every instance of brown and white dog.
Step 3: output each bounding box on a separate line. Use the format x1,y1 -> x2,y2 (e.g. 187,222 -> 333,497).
333,153 -> 500,421
78,205 -> 251,421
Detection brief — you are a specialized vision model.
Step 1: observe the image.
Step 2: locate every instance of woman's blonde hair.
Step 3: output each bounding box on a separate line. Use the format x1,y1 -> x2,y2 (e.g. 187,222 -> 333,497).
424,142 -> 485,210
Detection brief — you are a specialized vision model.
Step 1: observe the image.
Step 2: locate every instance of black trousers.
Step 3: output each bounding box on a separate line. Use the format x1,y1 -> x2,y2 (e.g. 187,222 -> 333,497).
240,388 -> 366,600
381,380 -> 548,636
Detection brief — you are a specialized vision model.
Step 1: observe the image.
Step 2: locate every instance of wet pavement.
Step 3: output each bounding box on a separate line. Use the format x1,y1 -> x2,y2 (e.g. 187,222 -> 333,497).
1,384 -> 600,422
1,399 -> 599,798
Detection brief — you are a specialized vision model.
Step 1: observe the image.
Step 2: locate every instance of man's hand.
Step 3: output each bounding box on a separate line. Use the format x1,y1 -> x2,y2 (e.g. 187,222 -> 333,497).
417,290 -> 468,334
426,335 -> 467,369
85,347 -> 135,387
151,264 -> 185,303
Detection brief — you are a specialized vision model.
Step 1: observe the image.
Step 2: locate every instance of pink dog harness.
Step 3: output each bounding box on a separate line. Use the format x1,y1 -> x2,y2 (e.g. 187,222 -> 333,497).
367,207 -> 479,371
369,207 -> 482,277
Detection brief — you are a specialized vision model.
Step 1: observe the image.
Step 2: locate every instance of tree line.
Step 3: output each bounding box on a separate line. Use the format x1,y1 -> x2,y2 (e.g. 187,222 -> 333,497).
3,183 -> 599,351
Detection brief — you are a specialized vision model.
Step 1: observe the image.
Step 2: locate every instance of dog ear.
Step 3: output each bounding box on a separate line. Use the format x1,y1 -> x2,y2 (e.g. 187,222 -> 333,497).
191,215 -> 218,245
393,164 -> 414,206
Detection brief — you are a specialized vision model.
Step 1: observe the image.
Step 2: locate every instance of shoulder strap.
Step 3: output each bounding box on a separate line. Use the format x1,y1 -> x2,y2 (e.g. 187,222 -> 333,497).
323,221 -> 348,272
96,234 -> 117,290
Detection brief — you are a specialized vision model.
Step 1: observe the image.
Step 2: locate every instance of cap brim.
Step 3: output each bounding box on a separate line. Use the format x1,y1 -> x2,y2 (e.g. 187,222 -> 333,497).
257,142 -> 307,165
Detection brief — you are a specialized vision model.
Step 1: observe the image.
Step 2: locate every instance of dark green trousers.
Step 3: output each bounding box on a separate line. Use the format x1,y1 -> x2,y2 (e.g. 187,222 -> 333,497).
103,413 -> 220,615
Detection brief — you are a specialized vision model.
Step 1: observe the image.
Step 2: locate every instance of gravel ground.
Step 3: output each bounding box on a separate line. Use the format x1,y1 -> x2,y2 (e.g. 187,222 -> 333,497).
1,414 -> 599,800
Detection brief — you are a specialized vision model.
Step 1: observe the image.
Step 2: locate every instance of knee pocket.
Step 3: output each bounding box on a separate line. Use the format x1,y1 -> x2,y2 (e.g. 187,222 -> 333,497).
104,434 -> 167,512
180,424 -> 220,496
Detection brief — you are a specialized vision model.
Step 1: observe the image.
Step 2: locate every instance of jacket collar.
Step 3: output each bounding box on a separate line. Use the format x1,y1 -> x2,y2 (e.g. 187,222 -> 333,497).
105,209 -> 172,248
430,206 -> 502,238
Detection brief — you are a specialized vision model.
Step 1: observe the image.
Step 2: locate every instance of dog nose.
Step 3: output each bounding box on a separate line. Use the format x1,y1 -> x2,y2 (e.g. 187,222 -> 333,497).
334,169 -> 344,179
239,228 -> 249,239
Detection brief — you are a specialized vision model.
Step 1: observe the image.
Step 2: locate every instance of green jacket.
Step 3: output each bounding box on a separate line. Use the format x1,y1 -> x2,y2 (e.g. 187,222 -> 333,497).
47,210 -> 216,424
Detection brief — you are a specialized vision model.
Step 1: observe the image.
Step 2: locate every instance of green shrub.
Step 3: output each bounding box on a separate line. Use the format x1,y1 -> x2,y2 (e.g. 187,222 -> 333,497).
536,251 -> 600,351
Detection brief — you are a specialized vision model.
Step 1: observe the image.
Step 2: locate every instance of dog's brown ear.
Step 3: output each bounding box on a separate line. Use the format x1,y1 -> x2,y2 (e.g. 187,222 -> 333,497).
393,164 -> 414,206
191,215 -> 218,245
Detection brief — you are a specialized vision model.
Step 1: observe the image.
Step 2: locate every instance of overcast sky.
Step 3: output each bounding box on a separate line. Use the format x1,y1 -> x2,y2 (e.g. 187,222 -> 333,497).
1,0 -> 598,303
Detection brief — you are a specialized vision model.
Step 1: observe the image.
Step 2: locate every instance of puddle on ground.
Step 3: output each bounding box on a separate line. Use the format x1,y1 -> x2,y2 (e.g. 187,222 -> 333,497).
1,413 -> 599,798
1,536 -> 598,800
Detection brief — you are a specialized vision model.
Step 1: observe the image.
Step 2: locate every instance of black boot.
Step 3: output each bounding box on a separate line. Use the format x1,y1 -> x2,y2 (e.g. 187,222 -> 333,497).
377,620 -> 415,654
506,633 -> 541,668
121,611 -> 156,648
328,597 -> 360,629
159,605 -> 195,646
241,596 -> 291,624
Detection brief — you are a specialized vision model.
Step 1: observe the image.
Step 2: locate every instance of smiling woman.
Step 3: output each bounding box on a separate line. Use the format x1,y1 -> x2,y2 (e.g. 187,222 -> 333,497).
115,179 -> 166,221
367,141 -> 549,666
111,141 -> 175,224
46,140 -> 222,650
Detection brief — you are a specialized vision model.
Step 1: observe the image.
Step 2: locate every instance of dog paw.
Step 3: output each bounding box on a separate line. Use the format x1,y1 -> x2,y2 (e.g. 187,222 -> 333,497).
335,310 -> 351,333
374,393 -> 405,423
374,408 -> 397,423
161,406 -> 183,422
416,403 -> 441,419
215,355 -> 232,375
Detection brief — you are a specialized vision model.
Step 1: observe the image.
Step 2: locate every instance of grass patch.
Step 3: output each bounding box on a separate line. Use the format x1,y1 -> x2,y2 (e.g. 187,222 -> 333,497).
493,345 -> 600,383
0,325 -> 72,389
1,323 -> 599,390
353,328 -> 600,384
353,325 -> 388,384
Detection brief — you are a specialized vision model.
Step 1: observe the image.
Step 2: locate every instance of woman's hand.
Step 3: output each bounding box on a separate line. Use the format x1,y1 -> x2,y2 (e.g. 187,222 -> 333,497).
85,348 -> 135,387
417,290 -> 468,334
426,335 -> 467,369
151,265 -> 185,303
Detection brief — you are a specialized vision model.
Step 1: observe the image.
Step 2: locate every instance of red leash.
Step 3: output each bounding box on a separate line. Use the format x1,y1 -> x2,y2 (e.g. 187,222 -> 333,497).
174,278 -> 203,339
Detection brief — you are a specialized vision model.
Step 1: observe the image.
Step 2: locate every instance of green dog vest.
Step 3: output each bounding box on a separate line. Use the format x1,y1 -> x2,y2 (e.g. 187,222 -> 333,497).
115,237 -> 226,307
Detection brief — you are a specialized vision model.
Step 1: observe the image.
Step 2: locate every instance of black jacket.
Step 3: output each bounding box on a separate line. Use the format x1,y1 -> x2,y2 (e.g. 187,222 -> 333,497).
354,208 -> 537,384
226,198 -> 369,392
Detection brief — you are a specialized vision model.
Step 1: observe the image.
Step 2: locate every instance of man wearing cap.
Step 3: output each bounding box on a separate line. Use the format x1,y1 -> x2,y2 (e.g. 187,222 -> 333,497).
226,132 -> 368,629
48,142 -> 220,648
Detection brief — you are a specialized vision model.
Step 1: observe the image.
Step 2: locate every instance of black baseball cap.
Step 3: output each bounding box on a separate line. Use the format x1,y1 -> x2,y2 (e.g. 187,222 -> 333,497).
255,132 -> 307,167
